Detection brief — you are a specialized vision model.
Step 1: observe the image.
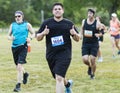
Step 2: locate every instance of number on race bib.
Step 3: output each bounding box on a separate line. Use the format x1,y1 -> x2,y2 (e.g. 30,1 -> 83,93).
84,30 -> 93,37
51,35 -> 64,47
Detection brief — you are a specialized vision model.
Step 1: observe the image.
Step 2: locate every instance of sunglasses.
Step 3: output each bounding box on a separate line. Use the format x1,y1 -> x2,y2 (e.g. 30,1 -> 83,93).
15,15 -> 21,18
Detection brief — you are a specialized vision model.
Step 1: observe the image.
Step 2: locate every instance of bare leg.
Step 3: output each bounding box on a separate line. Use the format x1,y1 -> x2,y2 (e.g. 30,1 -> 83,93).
97,41 -> 103,62
110,36 -> 116,56
82,55 -> 91,67
13,63 -> 24,92
115,39 -> 120,53
90,55 -> 96,75
55,74 -> 64,93
82,55 -> 92,76
17,64 -> 24,83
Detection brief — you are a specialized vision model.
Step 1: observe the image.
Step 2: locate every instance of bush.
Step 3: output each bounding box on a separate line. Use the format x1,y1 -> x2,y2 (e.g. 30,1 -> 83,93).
0,21 -> 7,28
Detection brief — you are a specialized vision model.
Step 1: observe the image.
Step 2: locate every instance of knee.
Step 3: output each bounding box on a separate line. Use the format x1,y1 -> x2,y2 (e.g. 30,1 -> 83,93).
83,58 -> 89,63
55,75 -> 63,83
17,64 -> 22,72
91,57 -> 96,64
91,61 -> 96,66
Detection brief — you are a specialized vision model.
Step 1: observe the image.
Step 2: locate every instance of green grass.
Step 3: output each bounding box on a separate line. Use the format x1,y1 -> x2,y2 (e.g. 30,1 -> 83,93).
0,32 -> 120,93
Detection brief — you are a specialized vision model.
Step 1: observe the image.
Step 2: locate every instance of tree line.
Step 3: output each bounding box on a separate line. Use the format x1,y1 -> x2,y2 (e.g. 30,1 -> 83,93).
0,0 -> 119,27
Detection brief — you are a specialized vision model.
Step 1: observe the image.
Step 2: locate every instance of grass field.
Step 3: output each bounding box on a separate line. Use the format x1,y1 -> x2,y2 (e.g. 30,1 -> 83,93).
0,32 -> 120,93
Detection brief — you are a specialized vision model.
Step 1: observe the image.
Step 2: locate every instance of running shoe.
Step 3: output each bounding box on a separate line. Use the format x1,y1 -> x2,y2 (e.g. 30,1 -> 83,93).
97,57 -> 103,62
23,72 -> 29,84
118,51 -> 120,55
65,80 -> 73,93
90,74 -> 95,80
13,83 -> 21,92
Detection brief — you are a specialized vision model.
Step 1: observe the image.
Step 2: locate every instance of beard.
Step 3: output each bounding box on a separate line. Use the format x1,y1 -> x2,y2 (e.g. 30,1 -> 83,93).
16,20 -> 23,24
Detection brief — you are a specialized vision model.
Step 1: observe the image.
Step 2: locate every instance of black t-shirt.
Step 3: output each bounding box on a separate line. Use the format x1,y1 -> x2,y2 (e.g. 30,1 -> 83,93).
83,19 -> 99,45
38,18 -> 78,59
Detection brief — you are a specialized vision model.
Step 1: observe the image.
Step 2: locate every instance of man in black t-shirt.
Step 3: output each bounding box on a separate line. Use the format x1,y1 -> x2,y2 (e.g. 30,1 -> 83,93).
36,3 -> 80,93
80,9 -> 104,79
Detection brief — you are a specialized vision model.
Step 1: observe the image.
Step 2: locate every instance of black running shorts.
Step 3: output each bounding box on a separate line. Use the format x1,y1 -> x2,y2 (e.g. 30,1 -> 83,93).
98,36 -> 103,42
47,58 -> 71,78
12,44 -> 28,65
82,44 -> 99,57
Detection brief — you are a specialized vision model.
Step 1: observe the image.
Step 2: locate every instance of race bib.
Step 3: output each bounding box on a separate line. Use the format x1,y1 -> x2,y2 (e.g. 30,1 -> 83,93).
51,35 -> 64,47
84,30 -> 93,37
111,27 -> 116,32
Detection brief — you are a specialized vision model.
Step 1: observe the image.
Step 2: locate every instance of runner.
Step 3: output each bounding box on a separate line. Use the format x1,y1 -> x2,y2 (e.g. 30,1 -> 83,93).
36,3 -> 80,93
8,10 -> 35,92
80,9 -> 104,79
109,13 -> 120,57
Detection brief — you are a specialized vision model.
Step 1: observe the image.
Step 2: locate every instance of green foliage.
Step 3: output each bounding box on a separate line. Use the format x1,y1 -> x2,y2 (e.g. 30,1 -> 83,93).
0,0 -> 120,26
96,9 -> 109,25
31,0 -> 64,25
0,21 -> 7,28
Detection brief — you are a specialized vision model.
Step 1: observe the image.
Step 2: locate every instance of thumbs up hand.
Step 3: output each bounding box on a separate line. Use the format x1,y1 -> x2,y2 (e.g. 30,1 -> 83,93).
43,25 -> 49,35
70,25 -> 77,36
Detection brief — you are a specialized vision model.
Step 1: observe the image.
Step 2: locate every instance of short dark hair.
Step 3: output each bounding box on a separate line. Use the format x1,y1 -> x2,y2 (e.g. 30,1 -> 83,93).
52,2 -> 63,9
88,8 -> 95,15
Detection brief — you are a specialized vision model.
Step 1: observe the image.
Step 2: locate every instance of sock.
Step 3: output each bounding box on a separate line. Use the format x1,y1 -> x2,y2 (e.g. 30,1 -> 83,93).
65,82 -> 70,88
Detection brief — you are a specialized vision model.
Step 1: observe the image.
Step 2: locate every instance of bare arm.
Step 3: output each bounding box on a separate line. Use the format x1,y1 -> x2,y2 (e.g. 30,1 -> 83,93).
80,19 -> 85,39
26,23 -> 35,43
7,24 -> 15,41
36,32 -> 45,41
36,25 -> 49,41
70,25 -> 80,42
95,21 -> 103,37
27,23 -> 35,39
71,32 -> 80,42
117,19 -> 120,31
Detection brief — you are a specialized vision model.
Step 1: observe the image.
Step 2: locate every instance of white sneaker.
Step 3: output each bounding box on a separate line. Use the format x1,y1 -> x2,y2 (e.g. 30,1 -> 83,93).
97,57 -> 103,62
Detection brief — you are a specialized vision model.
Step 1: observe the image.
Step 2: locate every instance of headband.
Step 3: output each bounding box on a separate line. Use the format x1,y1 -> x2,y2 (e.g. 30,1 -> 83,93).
15,11 -> 24,16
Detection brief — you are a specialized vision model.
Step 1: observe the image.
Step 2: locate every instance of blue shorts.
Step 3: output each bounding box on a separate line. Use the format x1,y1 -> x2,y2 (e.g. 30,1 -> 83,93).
111,34 -> 120,39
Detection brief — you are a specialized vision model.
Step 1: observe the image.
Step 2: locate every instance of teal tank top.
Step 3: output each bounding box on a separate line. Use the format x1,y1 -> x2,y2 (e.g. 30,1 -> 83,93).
12,21 -> 28,47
